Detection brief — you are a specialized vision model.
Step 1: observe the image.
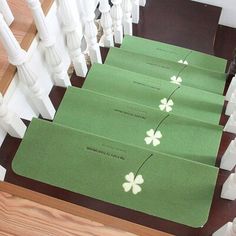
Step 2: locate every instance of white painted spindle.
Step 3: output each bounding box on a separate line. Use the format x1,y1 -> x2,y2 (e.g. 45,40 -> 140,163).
139,0 -> 146,7
224,112 -> 236,134
225,90 -> 236,116
27,0 -> 71,87
0,165 -> 6,181
122,0 -> 132,35
132,0 -> 139,24
221,138 -> 236,171
111,0 -> 123,44
0,93 -> 26,138
213,218 -> 236,236
226,75 -> 236,101
221,168 -> 236,200
0,0 -> 14,25
0,13 -> 55,120
58,0 -> 88,76
99,0 -> 114,47
83,0 -> 102,64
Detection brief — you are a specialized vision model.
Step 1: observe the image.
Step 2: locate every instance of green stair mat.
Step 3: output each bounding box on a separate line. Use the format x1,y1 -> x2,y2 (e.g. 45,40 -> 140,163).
54,87 -> 223,166
105,47 -> 226,95
84,64 -> 224,125
12,118 -> 219,228
121,35 -> 227,73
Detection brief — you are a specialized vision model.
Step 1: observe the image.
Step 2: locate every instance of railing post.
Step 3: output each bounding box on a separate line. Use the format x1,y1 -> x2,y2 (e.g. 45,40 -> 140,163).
132,0 -> 139,24
122,0 -> 132,35
83,1 -> 102,64
0,0 -> 14,25
224,112 -> 236,134
221,168 -> 236,201
58,0 -> 88,76
0,93 -> 26,138
0,13 -> 55,120
99,0 -> 114,47
225,90 -> 236,116
139,0 -> 146,7
0,165 -> 6,181
111,0 -> 123,44
226,76 -> 236,101
213,218 -> 236,236
27,0 -> 71,87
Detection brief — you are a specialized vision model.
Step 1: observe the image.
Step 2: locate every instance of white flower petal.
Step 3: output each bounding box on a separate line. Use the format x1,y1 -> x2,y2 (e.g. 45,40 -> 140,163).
166,106 -> 172,113
171,76 -> 176,81
125,172 -> 135,182
134,175 -> 144,184
171,80 -> 179,85
123,182 -> 132,192
184,60 -> 188,65
154,130 -> 162,139
159,104 -> 165,111
146,129 -> 155,137
152,138 -> 160,146
144,137 -> 152,145
132,184 -> 142,195
178,60 -> 183,63
167,99 -> 174,106
160,98 -> 167,104
177,77 -> 182,83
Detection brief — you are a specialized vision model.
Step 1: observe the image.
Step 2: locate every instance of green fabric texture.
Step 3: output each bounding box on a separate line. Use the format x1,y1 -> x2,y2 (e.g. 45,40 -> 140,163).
105,47 -> 226,94
12,118 -> 219,228
83,63 -> 224,125
121,35 -> 227,73
54,87 -> 223,166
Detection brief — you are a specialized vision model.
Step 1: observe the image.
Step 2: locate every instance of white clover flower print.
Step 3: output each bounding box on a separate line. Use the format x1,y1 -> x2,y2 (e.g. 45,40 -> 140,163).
170,75 -> 182,85
144,129 -> 162,146
178,59 -> 188,65
159,98 -> 174,112
122,172 -> 144,195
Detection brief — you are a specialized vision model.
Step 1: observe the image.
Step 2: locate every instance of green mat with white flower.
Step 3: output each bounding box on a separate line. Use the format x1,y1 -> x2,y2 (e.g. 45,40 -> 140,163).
105,47 -> 226,94
12,118 -> 218,228
83,64 -> 224,125
54,87 -> 223,166
121,36 -> 227,73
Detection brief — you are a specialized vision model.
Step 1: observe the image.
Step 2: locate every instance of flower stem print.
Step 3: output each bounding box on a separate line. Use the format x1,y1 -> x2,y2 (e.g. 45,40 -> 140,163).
144,114 -> 170,146
170,64 -> 188,85
178,50 -> 193,65
122,154 -> 153,195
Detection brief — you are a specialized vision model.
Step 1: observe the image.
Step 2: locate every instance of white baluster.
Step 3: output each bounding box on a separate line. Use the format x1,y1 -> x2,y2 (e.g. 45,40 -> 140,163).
221,168 -> 236,200
0,165 -> 6,181
58,0 -> 88,76
122,0 -> 132,35
226,76 -> 236,101
225,90 -> 236,116
224,112 -> 236,134
0,93 -> 26,138
0,0 -> 14,26
132,0 -> 139,24
139,0 -> 146,6
213,218 -> 236,236
0,13 -> 55,120
27,0 -> 71,87
83,1 -> 102,64
99,0 -> 114,47
220,138 -> 236,171
111,0 -> 123,44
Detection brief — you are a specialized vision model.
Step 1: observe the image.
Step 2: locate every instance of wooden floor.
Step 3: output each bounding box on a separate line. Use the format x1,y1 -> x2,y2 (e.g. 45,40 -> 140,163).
1,0 -> 236,236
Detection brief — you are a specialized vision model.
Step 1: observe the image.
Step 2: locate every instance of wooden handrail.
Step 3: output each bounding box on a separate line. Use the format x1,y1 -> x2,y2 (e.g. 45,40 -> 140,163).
0,0 -> 54,95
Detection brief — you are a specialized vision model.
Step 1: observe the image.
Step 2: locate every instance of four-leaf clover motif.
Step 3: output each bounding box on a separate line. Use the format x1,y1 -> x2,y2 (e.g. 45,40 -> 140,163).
144,129 -> 162,146
170,76 -> 182,85
159,98 -> 174,112
122,172 -> 144,195
178,59 -> 188,65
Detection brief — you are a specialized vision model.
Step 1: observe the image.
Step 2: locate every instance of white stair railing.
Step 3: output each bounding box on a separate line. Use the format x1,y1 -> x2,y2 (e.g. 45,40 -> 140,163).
99,0 -> 114,47
111,0 -> 123,44
122,0 -> 132,35
139,0 -> 146,7
226,76 -> 236,101
224,112 -> 236,134
0,93 -> 26,138
0,13 -> 55,120
132,0 -> 139,24
221,138 -> 236,171
83,0 -> 102,64
0,165 -> 6,181
221,168 -> 236,201
213,218 -> 236,236
27,0 -> 71,87
0,0 -> 14,26
58,0 -> 88,76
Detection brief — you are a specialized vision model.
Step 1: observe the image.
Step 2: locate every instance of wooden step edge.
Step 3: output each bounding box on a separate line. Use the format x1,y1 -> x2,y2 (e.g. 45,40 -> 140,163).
0,181 -> 172,236
0,0 -> 54,95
